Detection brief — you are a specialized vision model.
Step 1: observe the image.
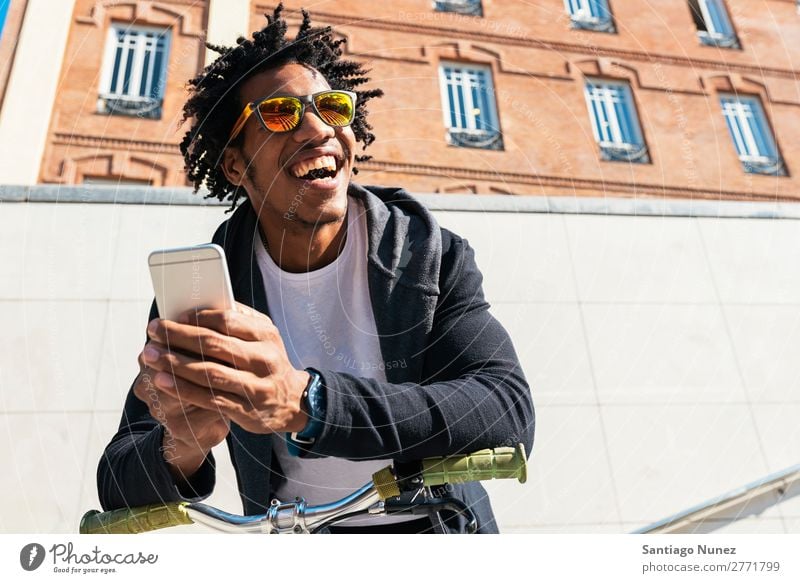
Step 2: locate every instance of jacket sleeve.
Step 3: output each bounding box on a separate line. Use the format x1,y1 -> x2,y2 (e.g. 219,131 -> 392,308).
311,229 -> 535,462
96,298 -> 217,511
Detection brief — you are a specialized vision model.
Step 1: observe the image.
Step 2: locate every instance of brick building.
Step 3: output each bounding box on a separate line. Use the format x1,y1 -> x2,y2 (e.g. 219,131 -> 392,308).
1,0 -> 798,201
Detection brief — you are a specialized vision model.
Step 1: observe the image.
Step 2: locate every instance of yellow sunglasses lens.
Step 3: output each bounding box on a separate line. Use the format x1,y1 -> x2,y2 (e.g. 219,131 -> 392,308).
258,97 -> 303,132
314,92 -> 355,127
254,92 -> 355,133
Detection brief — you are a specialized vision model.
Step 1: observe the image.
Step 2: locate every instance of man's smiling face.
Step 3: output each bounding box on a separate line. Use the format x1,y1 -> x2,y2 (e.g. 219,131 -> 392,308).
222,62 -> 356,228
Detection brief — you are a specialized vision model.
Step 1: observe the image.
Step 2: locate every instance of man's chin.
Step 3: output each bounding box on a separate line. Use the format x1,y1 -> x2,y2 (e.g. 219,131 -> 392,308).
283,186 -> 349,226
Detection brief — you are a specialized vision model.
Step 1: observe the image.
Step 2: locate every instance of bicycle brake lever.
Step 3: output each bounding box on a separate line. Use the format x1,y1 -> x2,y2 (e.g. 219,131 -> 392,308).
383,495 -> 477,533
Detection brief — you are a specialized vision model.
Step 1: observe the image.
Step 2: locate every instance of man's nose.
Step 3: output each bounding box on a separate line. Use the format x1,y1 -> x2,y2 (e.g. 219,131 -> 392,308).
292,106 -> 335,143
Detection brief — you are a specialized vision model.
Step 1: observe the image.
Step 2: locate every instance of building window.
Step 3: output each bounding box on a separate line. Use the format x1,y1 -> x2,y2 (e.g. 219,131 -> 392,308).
97,24 -> 171,119
438,63 -> 503,150
564,0 -> 616,33
720,95 -> 785,176
688,0 -> 739,48
584,79 -> 649,163
433,0 -> 483,17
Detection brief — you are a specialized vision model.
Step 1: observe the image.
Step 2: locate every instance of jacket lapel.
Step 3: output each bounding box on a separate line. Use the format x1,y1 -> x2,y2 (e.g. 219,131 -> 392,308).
348,184 -> 441,385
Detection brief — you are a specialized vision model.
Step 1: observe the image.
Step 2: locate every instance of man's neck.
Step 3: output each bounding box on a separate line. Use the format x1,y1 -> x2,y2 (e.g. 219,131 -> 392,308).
258,212 -> 348,273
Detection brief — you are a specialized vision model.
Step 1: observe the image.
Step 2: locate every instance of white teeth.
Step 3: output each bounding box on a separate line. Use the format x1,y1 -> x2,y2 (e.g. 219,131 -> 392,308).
290,155 -> 338,178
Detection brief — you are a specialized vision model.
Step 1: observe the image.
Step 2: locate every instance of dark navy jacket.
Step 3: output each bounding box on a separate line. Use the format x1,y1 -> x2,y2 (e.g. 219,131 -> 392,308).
97,183 -> 535,533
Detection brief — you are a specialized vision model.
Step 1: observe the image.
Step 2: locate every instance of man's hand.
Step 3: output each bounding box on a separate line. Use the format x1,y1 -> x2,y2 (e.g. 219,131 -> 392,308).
141,301 -> 311,436
132,350 -> 230,485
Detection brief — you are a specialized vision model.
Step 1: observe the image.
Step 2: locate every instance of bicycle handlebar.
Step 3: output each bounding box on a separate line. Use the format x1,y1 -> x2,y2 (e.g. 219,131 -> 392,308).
80,444 -> 527,534
80,502 -> 191,534
372,443 -> 526,500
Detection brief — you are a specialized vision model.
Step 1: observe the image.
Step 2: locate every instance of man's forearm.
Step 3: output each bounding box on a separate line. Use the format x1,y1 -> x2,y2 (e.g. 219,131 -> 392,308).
162,431 -> 210,488
311,364 -> 534,462
97,390 -> 217,511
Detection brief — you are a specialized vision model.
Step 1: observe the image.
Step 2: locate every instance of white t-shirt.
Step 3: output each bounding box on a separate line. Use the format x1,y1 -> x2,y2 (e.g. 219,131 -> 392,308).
254,195 -> 415,525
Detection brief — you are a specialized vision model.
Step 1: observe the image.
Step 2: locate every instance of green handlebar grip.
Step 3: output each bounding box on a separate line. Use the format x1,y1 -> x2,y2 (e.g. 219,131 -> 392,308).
421,443 -> 527,486
80,502 -> 192,534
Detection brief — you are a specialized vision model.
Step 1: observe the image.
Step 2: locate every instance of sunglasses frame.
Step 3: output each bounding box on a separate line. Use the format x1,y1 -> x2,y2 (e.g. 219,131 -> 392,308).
228,89 -> 358,142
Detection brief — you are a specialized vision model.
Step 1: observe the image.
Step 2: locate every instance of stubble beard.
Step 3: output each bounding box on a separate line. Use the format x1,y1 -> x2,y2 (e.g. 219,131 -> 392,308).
244,160 -> 348,230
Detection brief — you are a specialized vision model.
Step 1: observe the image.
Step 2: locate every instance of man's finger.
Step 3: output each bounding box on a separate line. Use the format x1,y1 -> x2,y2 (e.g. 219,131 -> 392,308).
177,308 -> 265,342
143,343 -> 257,397
233,301 -> 268,319
135,372 -> 200,415
147,318 -> 246,366
133,366 -> 161,402
152,370 -> 260,428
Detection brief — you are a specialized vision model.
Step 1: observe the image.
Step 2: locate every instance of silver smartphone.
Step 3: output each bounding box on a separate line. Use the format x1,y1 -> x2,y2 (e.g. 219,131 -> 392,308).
148,243 -> 235,321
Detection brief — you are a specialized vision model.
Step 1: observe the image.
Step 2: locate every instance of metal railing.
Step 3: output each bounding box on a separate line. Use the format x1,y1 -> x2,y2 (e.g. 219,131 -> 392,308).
635,463 -> 800,534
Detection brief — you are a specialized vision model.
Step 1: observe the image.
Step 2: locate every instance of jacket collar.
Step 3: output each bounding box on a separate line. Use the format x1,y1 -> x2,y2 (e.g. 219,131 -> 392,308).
212,182 -> 442,308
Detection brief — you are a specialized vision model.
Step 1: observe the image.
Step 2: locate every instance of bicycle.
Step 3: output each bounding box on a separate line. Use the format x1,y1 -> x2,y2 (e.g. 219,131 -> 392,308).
80,444 -> 527,534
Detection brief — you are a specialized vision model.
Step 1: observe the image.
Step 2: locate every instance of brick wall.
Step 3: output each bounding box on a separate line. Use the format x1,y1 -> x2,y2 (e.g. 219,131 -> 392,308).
38,1 -> 800,201
38,0 -> 209,186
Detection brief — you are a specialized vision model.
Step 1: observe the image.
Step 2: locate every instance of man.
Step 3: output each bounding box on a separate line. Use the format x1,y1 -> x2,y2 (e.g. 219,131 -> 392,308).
97,4 -> 534,533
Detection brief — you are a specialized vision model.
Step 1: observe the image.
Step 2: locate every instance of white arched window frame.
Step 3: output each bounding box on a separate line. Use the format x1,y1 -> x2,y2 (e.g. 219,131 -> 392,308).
438,62 -> 503,150
97,23 -> 172,119
564,0 -> 616,33
720,94 -> 785,175
584,79 -> 649,163
689,0 -> 739,48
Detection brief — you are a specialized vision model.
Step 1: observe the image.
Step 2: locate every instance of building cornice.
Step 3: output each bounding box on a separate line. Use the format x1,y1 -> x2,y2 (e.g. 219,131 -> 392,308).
276,8 -> 800,81
362,159 -> 797,204
47,136 -> 794,203
53,133 -> 180,154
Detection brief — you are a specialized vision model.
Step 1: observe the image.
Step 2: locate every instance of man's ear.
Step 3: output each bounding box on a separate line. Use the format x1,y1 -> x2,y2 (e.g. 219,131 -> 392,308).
221,146 -> 245,186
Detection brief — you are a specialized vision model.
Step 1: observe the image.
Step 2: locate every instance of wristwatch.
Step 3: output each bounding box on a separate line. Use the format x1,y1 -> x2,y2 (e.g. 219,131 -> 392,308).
287,367 -> 326,456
